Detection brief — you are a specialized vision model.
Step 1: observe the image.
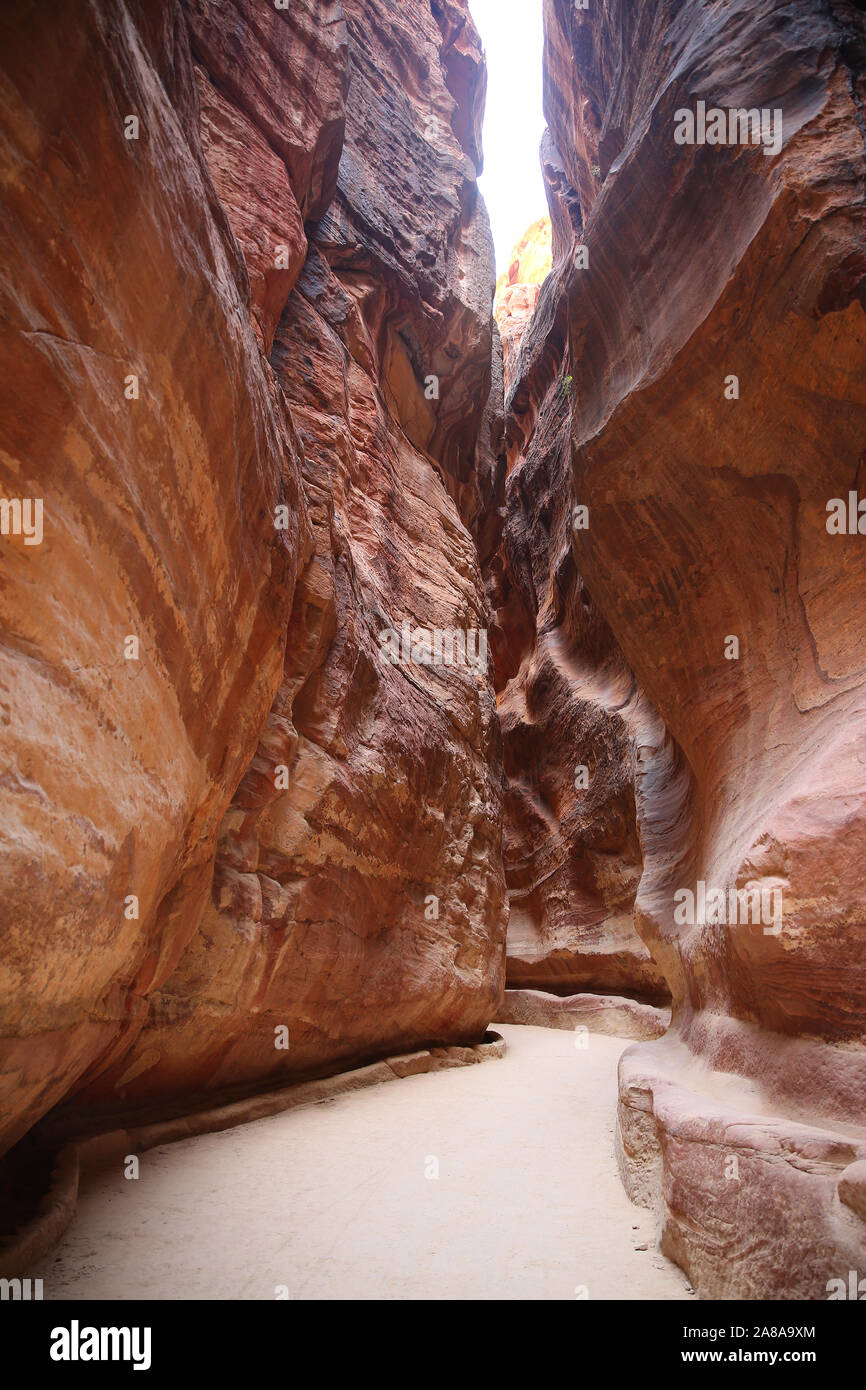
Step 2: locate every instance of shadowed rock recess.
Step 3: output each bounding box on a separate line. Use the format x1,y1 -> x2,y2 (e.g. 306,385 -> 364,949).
0,0 -> 864,1302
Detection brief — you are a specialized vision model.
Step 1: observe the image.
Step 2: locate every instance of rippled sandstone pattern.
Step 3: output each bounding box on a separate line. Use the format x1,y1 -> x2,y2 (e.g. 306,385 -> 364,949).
519,0 -> 866,1297
0,0 -> 505,1151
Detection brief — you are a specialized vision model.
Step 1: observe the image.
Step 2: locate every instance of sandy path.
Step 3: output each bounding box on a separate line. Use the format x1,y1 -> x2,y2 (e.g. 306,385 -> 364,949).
32,1024 -> 694,1301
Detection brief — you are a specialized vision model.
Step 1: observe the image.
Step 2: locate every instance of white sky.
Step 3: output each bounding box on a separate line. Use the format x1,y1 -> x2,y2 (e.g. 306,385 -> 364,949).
468,0 -> 548,274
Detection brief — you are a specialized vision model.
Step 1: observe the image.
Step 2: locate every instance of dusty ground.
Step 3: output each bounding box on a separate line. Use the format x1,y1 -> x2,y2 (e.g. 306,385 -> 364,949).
31,1024 -> 694,1300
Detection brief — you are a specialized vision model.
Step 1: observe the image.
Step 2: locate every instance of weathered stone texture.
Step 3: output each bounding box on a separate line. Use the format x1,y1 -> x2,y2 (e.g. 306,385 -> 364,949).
531,0 -> 866,1298
0,0 -> 504,1147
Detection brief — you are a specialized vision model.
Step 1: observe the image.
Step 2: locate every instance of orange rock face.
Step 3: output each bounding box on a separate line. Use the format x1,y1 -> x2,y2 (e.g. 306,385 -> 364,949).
494,217 -> 552,389
0,0 -> 505,1149
517,0 -> 866,1297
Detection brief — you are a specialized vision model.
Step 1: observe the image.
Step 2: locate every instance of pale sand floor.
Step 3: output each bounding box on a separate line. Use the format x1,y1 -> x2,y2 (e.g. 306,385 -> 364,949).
32,1024 -> 695,1301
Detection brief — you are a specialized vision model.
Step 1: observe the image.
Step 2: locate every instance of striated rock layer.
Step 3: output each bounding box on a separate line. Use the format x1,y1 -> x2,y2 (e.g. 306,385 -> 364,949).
509,0 -> 866,1297
0,0 -> 505,1153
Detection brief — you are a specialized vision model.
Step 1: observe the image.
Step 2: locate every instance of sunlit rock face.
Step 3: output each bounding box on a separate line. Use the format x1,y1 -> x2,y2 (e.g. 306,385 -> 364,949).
534,0 -> 866,1297
0,0 -> 505,1147
494,217 -> 552,390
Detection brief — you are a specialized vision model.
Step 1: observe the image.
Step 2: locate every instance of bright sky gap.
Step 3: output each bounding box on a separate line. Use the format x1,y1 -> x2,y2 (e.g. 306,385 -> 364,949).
468,0 -> 548,274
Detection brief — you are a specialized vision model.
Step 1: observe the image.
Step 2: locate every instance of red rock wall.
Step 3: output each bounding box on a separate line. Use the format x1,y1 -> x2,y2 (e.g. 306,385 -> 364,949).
0,0 -> 505,1149
520,0 -> 866,1297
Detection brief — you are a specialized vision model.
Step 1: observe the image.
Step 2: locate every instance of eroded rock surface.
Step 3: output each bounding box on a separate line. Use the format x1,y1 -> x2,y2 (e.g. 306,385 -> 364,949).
524,0 -> 866,1298
0,0 -> 505,1150
0,0 -> 311,1156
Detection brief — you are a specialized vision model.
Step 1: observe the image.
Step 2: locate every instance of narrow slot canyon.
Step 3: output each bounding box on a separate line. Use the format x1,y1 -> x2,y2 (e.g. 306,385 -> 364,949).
1,0 -> 865,1336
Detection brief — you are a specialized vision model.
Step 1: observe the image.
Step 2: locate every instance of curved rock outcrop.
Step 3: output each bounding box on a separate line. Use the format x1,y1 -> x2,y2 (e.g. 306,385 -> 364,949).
0,0 -> 505,1152
0,0 -> 317,1156
514,0 -> 866,1298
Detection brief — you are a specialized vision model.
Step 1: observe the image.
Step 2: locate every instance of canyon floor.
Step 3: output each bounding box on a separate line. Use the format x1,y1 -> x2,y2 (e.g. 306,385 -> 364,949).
31,1025 -> 693,1301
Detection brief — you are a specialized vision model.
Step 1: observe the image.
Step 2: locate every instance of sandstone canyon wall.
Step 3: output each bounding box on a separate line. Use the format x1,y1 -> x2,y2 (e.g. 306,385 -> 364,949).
0,0 -> 505,1154
490,0 -> 866,1297
2,0 -> 866,1307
